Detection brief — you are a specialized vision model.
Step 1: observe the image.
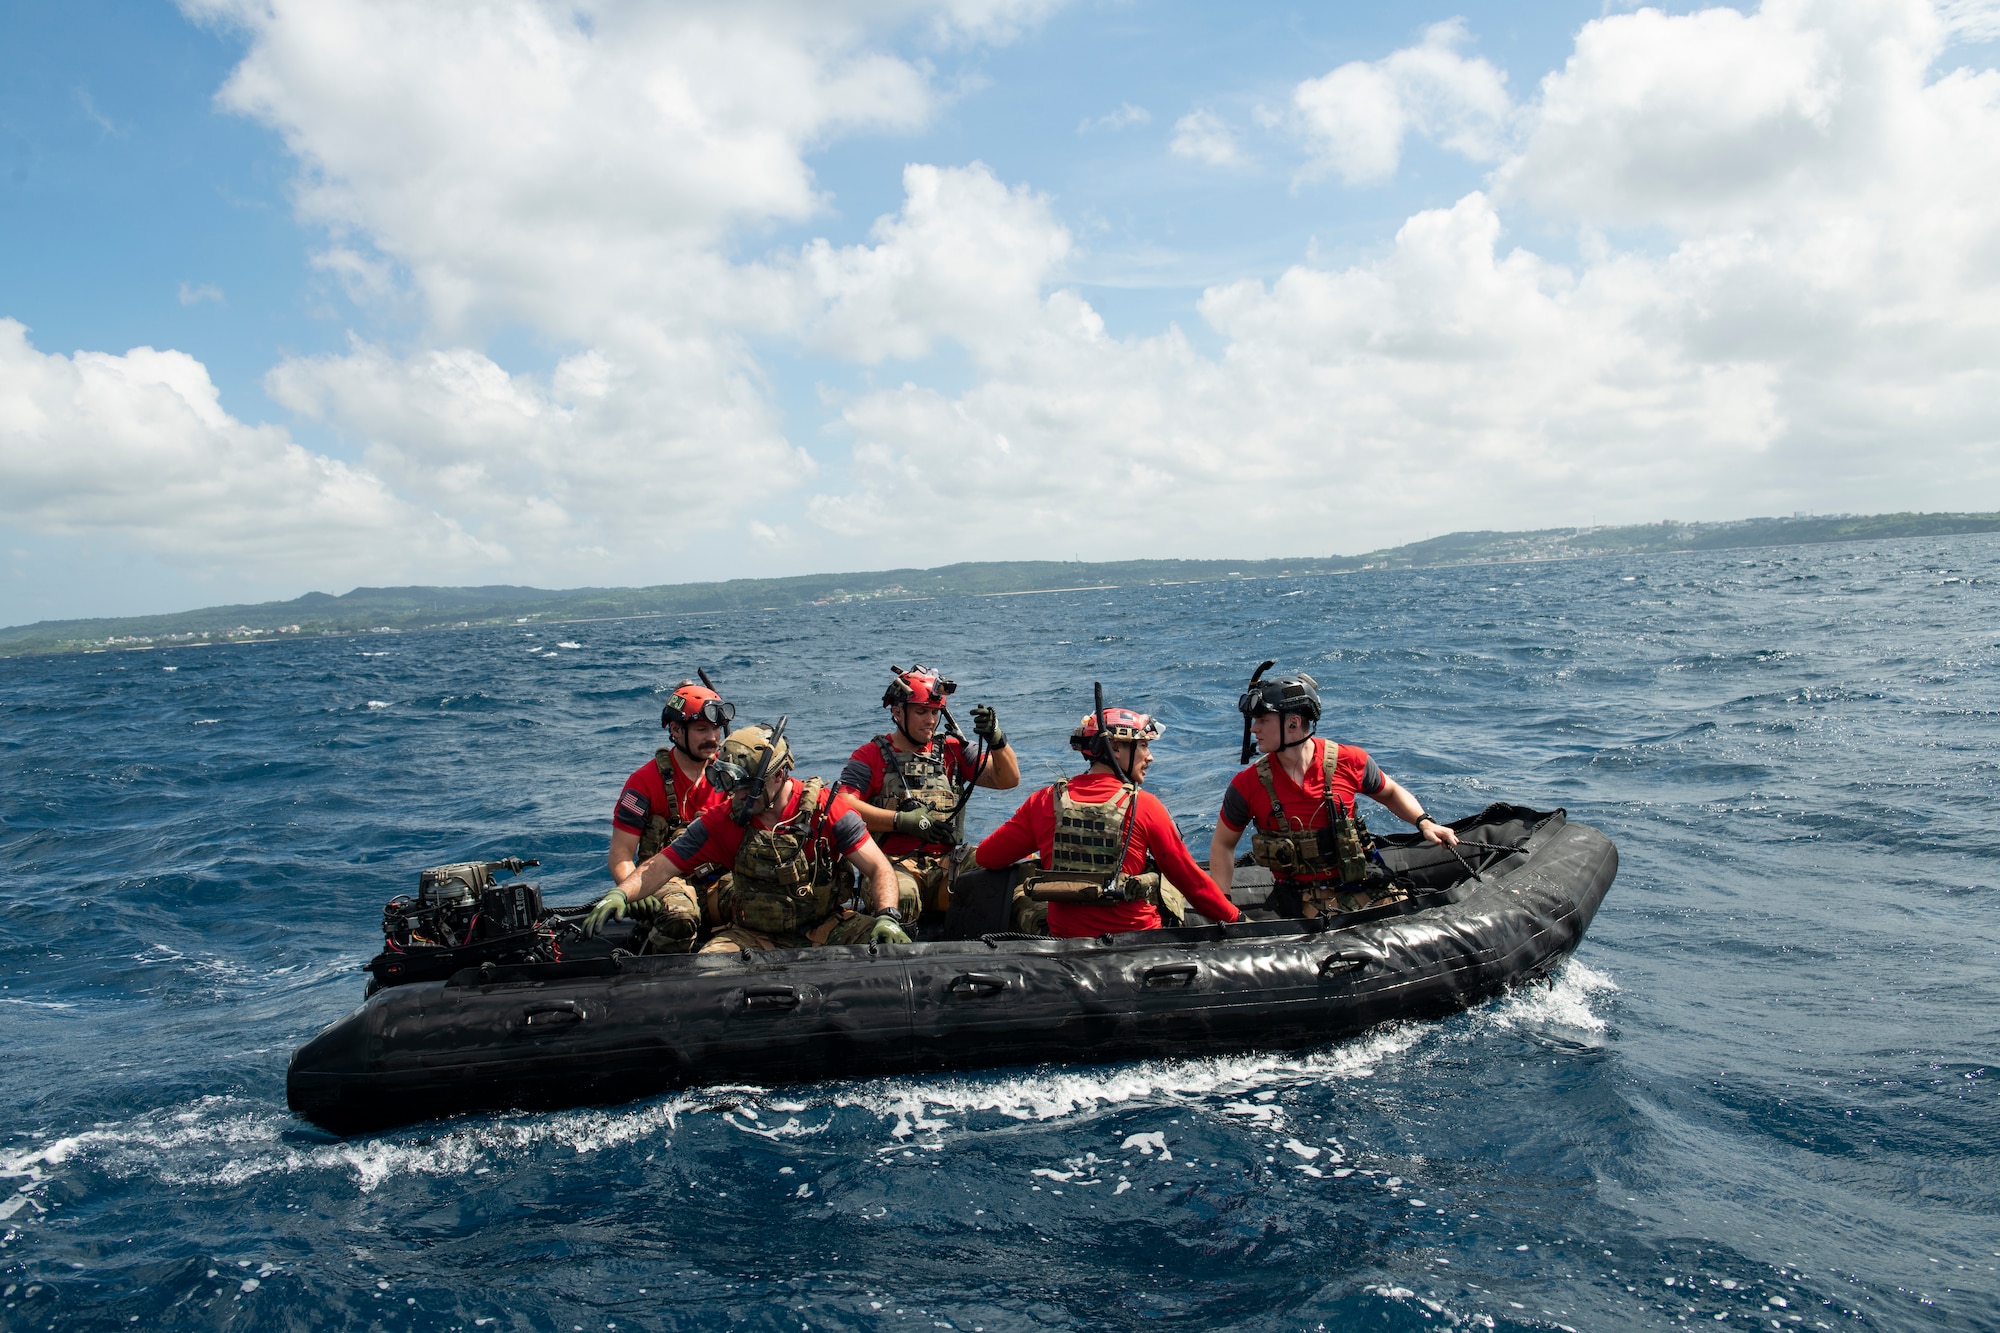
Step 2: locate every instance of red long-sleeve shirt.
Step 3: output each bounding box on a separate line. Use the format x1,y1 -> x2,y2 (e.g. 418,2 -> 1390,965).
975,773 -> 1240,936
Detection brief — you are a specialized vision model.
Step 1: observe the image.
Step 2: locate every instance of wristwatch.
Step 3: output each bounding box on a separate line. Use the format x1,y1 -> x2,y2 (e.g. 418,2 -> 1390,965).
879,906 -> 907,925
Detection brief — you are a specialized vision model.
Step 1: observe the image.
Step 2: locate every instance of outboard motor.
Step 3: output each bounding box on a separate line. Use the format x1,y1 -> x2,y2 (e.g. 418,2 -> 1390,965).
370,857 -> 557,992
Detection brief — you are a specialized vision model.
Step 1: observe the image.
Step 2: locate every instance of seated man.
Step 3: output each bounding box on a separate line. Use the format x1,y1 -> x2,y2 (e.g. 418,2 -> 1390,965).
972,700 -> 1240,938
588,722 -> 910,953
1208,668 -> 1457,919
837,665 -> 1020,927
604,678 -> 732,952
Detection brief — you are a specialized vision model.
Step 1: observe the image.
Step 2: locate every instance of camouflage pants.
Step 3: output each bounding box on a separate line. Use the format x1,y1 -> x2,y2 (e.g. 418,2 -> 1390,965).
1273,879 -> 1409,920
1008,886 -> 1049,936
697,909 -> 891,954
634,874 -> 729,955
890,853 -> 955,920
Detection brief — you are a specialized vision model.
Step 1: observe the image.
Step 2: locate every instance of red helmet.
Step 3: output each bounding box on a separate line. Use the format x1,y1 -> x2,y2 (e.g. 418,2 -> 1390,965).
883,664 -> 956,711
1069,707 -> 1163,753
661,681 -> 735,730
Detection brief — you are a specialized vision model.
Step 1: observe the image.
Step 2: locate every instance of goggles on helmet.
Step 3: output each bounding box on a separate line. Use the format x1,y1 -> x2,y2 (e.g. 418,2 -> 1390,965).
885,665 -> 956,710
662,683 -> 736,730
1237,673 -> 1321,723
1071,707 -> 1164,749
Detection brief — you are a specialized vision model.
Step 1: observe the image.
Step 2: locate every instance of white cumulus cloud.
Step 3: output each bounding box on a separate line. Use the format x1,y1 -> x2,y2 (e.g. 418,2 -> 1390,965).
1170,109 -> 1243,167
0,319 -> 491,578
1291,19 -> 1511,186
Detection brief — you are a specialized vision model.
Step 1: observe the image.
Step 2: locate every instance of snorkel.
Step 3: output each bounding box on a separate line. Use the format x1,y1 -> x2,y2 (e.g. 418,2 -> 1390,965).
1238,660 -> 1276,764
731,714 -> 788,826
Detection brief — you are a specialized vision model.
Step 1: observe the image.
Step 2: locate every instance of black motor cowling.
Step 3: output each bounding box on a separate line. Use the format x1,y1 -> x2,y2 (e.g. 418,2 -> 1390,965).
369,857 -> 555,992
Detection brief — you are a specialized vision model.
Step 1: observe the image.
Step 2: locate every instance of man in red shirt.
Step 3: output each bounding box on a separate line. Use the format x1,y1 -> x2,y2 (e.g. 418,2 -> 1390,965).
605,678 -> 733,951
837,665 -> 1021,927
973,702 -> 1240,938
1208,669 -> 1457,919
589,722 -> 908,953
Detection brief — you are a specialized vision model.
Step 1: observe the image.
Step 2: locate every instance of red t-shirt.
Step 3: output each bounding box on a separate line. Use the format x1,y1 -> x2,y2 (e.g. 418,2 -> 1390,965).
612,748 -> 718,838
1218,739 -> 1384,884
975,773 -> 1240,937
662,779 -> 869,878
836,733 -> 977,856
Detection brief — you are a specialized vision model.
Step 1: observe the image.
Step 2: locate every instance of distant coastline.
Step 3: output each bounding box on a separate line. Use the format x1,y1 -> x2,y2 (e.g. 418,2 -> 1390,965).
6,510 -> 1995,659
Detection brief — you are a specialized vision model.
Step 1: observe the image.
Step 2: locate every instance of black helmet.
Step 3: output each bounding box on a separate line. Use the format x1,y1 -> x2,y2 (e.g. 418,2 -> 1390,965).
1237,672 -> 1321,723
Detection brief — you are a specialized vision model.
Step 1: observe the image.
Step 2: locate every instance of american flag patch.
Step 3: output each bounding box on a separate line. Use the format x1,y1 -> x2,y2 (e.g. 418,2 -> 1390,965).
618,790 -> 649,821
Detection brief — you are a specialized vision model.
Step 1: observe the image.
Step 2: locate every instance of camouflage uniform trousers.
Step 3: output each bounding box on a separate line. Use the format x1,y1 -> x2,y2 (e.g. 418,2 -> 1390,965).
1274,879 -> 1410,920
633,872 -> 727,954
697,908 -> 893,954
889,851 -> 958,921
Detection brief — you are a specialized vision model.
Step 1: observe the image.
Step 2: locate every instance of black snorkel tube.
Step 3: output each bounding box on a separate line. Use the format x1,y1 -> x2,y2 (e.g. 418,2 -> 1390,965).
697,668 -> 717,693
1093,681 -> 1130,784
1238,660 -> 1276,764
731,714 -> 787,826
1090,681 -> 1146,901
937,702 -> 989,826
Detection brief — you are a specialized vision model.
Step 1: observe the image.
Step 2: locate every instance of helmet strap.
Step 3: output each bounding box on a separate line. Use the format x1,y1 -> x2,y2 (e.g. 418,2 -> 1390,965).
891,705 -> 936,752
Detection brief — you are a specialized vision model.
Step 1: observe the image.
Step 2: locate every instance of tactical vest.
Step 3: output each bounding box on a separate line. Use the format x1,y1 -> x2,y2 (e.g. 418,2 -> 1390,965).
1248,743 -> 1371,884
727,779 -> 840,937
1023,779 -> 1162,907
874,736 -> 964,845
636,748 -> 690,862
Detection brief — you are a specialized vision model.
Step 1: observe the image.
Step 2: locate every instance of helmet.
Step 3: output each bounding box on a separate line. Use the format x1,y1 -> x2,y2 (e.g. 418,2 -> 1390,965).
706,723 -> 793,793
662,680 -> 735,730
1069,707 -> 1164,755
1237,672 -> 1321,723
883,664 -> 956,711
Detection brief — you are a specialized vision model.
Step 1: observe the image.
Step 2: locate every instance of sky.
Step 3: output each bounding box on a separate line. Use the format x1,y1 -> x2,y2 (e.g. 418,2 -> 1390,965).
2,0 -> 1999,625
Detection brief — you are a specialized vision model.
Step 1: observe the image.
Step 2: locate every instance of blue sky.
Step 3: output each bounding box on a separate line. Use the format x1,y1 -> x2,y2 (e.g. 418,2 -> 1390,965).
3,0 -> 1998,623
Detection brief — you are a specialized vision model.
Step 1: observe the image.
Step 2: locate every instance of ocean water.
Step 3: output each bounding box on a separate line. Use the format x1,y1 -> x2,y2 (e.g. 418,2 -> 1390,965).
2,537 -> 1996,1332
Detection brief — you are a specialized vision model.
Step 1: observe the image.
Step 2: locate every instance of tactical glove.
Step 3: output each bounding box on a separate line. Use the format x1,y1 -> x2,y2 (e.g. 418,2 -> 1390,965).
892,807 -> 952,841
870,915 -> 912,946
971,705 -> 1007,750
626,894 -> 664,922
582,889 -> 629,937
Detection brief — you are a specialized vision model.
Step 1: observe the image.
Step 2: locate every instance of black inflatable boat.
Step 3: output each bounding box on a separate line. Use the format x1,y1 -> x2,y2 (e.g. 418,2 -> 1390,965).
288,804 -> 1615,1134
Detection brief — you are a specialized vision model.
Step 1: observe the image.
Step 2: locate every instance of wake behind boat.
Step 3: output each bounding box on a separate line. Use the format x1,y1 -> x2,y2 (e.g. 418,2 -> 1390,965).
287,804 -> 1615,1134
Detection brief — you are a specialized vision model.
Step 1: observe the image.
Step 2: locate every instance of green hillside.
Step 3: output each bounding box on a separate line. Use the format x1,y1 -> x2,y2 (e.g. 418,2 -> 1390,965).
4,511 -> 1994,658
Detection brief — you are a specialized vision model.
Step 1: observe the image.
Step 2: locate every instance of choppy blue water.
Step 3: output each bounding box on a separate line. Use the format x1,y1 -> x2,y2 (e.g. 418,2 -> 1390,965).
3,537 -> 1997,1332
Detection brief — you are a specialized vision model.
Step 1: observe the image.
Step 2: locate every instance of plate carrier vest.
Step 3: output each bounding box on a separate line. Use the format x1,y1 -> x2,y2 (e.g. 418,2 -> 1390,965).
1022,779 -> 1163,907
726,778 -> 842,937
1248,741 -> 1371,884
873,735 -> 964,847
636,748 -> 693,862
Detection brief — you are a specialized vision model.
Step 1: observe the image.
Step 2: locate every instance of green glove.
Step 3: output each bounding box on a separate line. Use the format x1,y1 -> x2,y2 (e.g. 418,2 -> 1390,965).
870,916 -> 912,945
627,894 -> 663,922
892,807 -> 940,838
971,705 -> 1006,750
893,807 -> 961,845
583,889 -> 629,937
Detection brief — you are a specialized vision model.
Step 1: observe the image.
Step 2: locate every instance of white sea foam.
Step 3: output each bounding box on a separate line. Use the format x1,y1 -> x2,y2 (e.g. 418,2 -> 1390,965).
1486,960 -> 1618,1037
555,642 -> 582,650
6,969 -> 1613,1211
365,701 -> 389,710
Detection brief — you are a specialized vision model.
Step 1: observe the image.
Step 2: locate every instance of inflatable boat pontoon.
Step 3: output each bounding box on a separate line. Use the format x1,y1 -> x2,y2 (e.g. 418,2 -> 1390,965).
287,804 -> 1615,1134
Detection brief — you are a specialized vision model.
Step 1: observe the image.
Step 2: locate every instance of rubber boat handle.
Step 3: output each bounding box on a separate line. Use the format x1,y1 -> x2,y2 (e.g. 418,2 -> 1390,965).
742,986 -> 801,1011
521,1003 -> 583,1028
1142,963 -> 1198,988
1318,952 -> 1378,977
948,972 -> 1010,997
